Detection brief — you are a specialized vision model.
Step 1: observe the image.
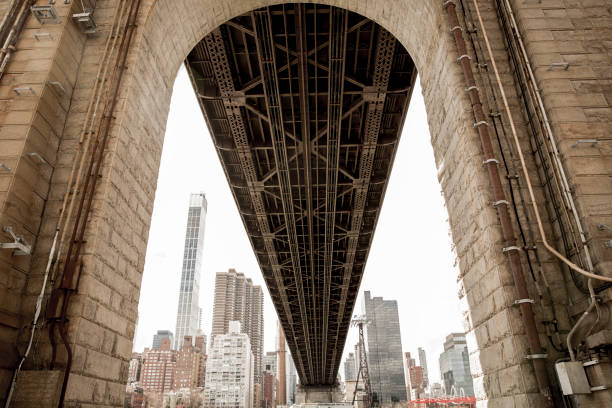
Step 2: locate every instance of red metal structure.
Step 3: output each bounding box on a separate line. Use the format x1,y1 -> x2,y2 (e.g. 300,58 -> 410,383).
408,396 -> 476,407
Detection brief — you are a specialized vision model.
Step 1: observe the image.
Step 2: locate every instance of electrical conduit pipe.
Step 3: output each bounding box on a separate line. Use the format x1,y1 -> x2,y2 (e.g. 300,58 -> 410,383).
443,1 -> 554,406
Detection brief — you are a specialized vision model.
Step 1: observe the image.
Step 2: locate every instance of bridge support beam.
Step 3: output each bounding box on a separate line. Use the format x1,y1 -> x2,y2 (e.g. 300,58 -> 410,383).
295,384 -> 343,404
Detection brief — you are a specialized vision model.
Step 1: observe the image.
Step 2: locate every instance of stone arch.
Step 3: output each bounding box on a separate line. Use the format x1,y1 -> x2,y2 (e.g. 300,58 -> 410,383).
55,0 -> 520,404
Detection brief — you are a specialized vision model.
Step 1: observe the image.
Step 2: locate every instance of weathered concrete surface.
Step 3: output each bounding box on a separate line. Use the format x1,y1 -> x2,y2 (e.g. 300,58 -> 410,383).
0,0 -> 610,407
295,385 -> 343,404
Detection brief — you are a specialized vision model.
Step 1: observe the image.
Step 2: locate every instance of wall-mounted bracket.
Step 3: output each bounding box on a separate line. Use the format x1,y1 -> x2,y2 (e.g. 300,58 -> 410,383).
598,224 -> 611,232
13,87 -> 35,96
547,62 -> 569,71
34,32 -> 54,41
1,226 -> 31,255
0,162 -> 10,172
48,81 -> 66,95
571,139 -> 598,148
525,353 -> 548,360
72,11 -> 98,34
31,5 -> 60,24
502,246 -> 522,253
26,152 -> 50,165
492,200 -> 510,207
482,158 -> 499,166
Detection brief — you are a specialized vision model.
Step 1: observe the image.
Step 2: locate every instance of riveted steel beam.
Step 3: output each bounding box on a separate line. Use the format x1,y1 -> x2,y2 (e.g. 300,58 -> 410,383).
251,8 -> 315,383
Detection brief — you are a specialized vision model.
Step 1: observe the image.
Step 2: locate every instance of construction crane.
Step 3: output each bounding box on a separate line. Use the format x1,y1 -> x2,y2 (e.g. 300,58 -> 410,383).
351,315 -> 375,408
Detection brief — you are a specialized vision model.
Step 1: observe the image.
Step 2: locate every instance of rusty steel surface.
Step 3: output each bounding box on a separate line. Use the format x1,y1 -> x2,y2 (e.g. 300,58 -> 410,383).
185,3 -> 416,385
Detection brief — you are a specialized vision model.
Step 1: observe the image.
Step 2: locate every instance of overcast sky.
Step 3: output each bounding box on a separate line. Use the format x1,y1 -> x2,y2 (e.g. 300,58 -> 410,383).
133,66 -> 465,385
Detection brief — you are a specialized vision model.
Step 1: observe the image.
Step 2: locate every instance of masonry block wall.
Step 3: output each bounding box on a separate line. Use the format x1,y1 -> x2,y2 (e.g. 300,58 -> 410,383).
0,0 -> 610,407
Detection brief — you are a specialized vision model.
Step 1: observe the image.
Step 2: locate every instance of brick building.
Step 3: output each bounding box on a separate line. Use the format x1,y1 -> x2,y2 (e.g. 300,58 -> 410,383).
140,338 -> 177,394
403,352 -> 425,401
173,335 -> 207,390
263,371 -> 275,408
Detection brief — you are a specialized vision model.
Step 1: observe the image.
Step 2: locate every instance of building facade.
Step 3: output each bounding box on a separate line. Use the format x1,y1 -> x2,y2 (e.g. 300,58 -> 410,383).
152,330 -> 174,350
263,352 -> 277,374
439,333 -> 474,397
344,352 -> 356,381
403,352 -> 425,401
140,338 -> 177,394
174,193 -> 208,349
262,371 -> 275,408
204,321 -> 254,408
211,269 -> 264,387
128,352 -> 143,384
363,291 -> 407,403
286,352 -> 297,405
173,335 -> 207,390
418,347 -> 429,388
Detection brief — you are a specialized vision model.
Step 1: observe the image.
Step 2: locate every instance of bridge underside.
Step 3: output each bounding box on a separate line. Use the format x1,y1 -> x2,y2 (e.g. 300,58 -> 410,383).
185,3 -> 416,385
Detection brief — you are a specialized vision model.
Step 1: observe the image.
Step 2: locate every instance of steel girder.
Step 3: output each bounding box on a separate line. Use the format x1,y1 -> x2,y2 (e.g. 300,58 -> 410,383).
185,3 -> 416,386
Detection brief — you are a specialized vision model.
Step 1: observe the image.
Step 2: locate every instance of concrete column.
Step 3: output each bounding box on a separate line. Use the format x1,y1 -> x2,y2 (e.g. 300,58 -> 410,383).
295,385 -> 343,404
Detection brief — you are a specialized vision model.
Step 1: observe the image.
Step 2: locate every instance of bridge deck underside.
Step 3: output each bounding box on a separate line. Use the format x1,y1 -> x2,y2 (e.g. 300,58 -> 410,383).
185,3 -> 416,385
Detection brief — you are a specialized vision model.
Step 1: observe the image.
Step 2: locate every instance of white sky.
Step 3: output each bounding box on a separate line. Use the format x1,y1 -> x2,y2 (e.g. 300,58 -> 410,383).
133,66 -> 465,384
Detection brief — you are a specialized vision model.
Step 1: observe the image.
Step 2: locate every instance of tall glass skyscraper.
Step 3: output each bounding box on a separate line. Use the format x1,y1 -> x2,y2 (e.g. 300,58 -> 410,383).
439,333 -> 474,396
363,291 -> 407,403
174,193 -> 207,349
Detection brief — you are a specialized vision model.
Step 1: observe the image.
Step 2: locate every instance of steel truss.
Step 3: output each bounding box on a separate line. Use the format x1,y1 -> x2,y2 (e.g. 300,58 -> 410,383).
186,3 -> 416,386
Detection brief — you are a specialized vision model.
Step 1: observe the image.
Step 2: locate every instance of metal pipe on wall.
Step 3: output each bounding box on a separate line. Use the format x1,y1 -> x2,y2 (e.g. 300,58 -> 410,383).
443,1 -> 554,406
0,0 -> 33,80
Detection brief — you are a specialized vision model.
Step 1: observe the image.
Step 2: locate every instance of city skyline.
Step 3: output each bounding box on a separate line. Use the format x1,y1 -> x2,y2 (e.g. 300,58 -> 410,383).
134,66 -> 464,385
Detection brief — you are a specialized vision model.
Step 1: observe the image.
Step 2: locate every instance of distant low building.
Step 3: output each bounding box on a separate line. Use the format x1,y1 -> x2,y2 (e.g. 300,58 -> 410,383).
152,330 -> 174,350
125,384 -> 144,408
141,338 -> 177,394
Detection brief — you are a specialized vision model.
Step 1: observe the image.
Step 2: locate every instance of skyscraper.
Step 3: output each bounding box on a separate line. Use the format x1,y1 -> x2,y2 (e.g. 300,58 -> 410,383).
211,269 -> 264,390
152,330 -> 174,350
439,333 -> 474,396
285,352 -> 297,405
418,347 -> 429,388
344,352 -> 356,381
363,291 -> 407,403
204,321 -> 254,408
174,193 -> 207,349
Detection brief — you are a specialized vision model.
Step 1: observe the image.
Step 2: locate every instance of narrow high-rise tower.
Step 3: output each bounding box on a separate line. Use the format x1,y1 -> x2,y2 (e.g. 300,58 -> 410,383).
211,269 -> 264,389
418,347 -> 429,388
174,193 -> 207,349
